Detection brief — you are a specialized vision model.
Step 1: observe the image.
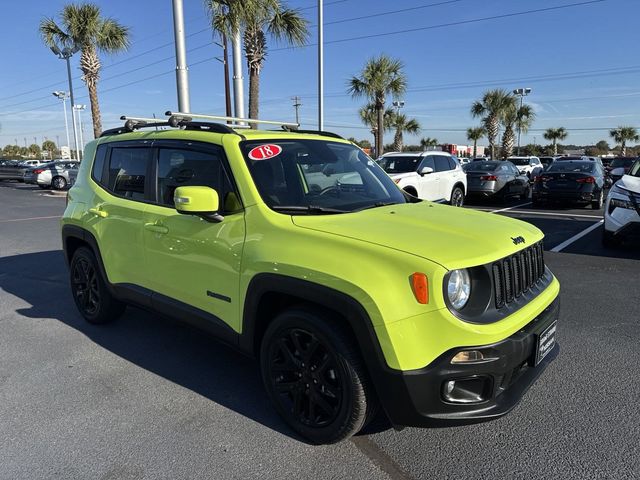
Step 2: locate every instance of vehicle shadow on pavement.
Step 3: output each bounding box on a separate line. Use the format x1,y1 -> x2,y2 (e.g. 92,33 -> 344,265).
0,250 -> 307,441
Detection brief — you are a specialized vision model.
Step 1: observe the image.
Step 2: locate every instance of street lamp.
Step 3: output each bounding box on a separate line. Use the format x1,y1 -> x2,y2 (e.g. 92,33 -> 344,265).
392,100 -> 405,114
50,43 -> 80,160
513,87 -> 532,155
73,104 -> 87,160
52,91 -> 71,159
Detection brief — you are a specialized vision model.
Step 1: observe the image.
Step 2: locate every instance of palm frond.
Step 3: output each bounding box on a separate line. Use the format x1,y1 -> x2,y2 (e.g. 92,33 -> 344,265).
268,8 -> 309,46
39,18 -> 71,48
96,19 -> 130,53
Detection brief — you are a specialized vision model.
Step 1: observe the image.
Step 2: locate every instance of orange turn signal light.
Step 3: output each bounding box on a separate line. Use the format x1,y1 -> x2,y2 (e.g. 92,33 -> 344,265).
411,272 -> 429,304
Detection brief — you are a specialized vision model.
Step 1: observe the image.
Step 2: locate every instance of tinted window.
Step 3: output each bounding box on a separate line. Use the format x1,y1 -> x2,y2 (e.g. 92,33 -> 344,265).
435,155 -> 452,172
547,162 -> 594,173
508,158 -> 530,166
107,147 -> 151,200
448,157 -> 458,169
92,144 -> 108,185
379,156 -> 421,173
156,147 -> 238,212
610,158 -> 636,169
419,156 -> 435,171
464,162 -> 498,172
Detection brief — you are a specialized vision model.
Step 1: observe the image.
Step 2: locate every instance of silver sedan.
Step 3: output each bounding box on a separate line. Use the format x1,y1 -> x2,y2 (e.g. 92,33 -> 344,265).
23,161 -> 79,190
464,160 -> 530,202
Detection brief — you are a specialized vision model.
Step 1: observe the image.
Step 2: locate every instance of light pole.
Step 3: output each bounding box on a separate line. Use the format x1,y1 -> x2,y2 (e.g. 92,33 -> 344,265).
513,87 -> 531,155
74,104 -> 86,160
214,40 -> 232,120
392,100 -> 405,115
50,43 -> 80,158
172,0 -> 191,112
53,91 -> 71,159
318,0 -> 324,130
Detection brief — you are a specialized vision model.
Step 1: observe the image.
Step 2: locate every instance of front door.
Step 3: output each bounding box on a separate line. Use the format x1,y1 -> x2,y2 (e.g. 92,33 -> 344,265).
142,142 -> 245,332
416,155 -> 439,200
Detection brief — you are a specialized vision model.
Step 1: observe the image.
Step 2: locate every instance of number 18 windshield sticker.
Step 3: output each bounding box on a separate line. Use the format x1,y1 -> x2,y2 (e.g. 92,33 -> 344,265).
248,144 -> 282,161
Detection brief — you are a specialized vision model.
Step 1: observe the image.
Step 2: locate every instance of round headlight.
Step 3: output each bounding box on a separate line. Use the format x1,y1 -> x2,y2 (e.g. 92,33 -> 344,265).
447,269 -> 471,310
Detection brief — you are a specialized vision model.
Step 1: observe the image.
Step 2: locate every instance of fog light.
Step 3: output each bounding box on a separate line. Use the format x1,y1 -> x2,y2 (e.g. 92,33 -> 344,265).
451,350 -> 484,364
442,376 -> 492,404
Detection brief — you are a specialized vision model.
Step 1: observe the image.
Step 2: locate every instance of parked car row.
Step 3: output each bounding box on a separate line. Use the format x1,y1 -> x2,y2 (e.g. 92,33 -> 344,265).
0,159 -> 78,190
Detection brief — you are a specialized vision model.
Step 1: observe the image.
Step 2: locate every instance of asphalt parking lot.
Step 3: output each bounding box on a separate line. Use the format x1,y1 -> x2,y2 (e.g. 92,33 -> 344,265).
1,182 -> 638,480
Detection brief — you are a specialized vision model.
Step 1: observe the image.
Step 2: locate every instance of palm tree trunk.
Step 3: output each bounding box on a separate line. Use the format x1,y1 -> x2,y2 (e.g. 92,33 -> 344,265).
80,46 -> 102,138
473,140 -> 477,158
393,129 -> 403,152
376,103 -> 384,156
621,141 -> 626,156
553,140 -> 558,156
87,81 -> 102,139
486,116 -> 498,160
248,66 -> 260,129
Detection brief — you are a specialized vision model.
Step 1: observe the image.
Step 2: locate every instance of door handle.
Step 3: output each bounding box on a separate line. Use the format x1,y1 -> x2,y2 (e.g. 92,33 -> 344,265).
88,207 -> 108,218
144,223 -> 169,234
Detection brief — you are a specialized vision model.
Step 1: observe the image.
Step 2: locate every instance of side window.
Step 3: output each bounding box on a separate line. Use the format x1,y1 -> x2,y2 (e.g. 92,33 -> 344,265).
156,147 -> 239,213
107,147 -> 151,200
435,155 -> 452,172
448,157 -> 458,169
419,156 -> 435,171
91,144 -> 108,185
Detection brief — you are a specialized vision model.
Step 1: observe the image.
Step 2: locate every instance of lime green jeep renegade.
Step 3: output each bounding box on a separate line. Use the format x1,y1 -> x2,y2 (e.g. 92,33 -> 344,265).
61,114 -> 559,444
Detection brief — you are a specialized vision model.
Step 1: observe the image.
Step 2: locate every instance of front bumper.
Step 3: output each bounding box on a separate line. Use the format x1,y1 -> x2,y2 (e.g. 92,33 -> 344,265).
374,297 -> 560,427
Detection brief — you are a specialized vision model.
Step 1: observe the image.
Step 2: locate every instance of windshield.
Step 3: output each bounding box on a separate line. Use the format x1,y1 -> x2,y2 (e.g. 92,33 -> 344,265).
628,160 -> 640,177
547,162 -> 594,173
241,139 -> 407,213
464,162 -> 498,172
508,158 -> 530,166
611,158 -> 635,169
378,155 -> 421,174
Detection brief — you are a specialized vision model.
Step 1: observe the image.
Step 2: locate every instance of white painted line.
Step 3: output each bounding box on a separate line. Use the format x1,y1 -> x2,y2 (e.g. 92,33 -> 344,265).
0,215 -> 62,223
490,202 -> 532,213
550,220 -> 604,252
498,209 -> 603,220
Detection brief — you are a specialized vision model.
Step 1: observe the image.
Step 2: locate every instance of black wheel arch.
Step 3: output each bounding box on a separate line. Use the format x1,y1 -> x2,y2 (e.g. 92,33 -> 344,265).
452,182 -> 466,196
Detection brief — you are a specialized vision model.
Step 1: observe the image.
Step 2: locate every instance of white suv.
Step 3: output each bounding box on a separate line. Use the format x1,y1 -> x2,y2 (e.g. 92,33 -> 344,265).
378,151 -> 467,206
603,159 -> 640,247
507,156 -> 543,178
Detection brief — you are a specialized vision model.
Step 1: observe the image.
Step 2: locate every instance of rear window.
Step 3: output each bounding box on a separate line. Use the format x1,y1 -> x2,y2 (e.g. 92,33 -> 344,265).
556,156 -> 584,161
378,156 -> 421,173
464,162 -> 498,172
508,158 -> 530,166
610,158 -> 636,169
547,162 -> 594,173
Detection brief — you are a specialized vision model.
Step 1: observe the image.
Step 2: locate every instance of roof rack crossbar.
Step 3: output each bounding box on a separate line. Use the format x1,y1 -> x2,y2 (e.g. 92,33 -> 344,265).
165,111 -> 299,129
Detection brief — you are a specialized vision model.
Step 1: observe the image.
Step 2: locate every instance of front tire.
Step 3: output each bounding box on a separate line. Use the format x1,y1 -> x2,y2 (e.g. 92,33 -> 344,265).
260,307 -> 376,444
450,186 -> 464,207
70,247 -> 126,324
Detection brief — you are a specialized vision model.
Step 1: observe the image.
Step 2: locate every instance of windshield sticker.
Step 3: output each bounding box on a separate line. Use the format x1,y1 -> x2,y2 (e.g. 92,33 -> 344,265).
248,144 -> 282,161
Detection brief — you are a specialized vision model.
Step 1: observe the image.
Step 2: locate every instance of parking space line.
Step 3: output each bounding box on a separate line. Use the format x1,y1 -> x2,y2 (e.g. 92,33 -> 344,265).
0,215 -> 62,223
490,202 -> 532,213
550,220 -> 604,252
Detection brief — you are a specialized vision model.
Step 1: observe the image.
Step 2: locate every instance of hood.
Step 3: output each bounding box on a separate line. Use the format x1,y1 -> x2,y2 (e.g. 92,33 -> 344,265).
292,202 -> 543,270
618,175 -> 640,194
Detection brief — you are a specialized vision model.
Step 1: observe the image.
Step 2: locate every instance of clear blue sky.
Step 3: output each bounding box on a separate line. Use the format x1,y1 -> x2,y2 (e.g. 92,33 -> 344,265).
1,0 -> 639,149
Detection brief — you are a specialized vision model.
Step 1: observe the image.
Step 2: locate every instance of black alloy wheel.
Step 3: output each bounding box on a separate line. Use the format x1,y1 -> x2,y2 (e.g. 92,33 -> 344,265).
52,176 -> 67,190
69,247 -> 125,324
71,255 -> 101,317
261,308 -> 375,444
592,189 -> 604,209
450,186 -> 465,207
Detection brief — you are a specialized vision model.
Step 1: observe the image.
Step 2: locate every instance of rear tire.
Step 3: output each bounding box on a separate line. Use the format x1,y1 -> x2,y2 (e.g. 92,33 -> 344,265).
521,185 -> 531,200
52,176 -> 67,190
70,247 -> 126,324
260,307 -> 376,444
450,186 -> 464,207
591,190 -> 603,209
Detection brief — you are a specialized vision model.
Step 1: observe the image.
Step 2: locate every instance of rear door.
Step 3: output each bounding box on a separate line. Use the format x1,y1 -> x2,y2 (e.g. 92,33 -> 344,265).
433,155 -> 454,200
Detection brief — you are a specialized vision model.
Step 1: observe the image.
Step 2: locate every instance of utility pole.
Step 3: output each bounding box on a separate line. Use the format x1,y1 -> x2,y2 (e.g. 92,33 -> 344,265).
222,34 -> 232,119
232,31 -> 245,122
292,96 -> 302,125
318,0 -> 324,130
50,43 -> 80,153
172,0 -> 191,112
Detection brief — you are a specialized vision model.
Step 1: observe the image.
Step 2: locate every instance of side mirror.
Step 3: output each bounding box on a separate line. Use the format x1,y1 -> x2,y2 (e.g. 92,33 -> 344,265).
174,185 -> 223,223
419,166 -> 434,175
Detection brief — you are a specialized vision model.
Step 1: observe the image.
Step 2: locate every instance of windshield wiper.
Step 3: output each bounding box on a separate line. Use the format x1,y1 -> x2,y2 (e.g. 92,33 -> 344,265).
272,205 -> 347,215
355,201 -> 400,212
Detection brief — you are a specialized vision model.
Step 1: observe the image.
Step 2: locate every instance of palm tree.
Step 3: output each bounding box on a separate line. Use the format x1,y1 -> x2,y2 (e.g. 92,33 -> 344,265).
471,89 -> 516,160
40,4 -> 129,139
420,137 -> 439,151
609,126 -> 639,156
348,55 -> 407,156
466,127 -> 485,158
42,140 -> 57,160
389,113 -> 420,152
501,104 -> 535,158
205,1 -> 308,125
543,127 -> 568,155
359,103 -> 394,147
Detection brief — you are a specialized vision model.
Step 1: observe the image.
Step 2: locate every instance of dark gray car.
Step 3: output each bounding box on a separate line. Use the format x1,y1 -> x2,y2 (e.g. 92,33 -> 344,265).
464,160 -> 530,202
0,160 -> 28,182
